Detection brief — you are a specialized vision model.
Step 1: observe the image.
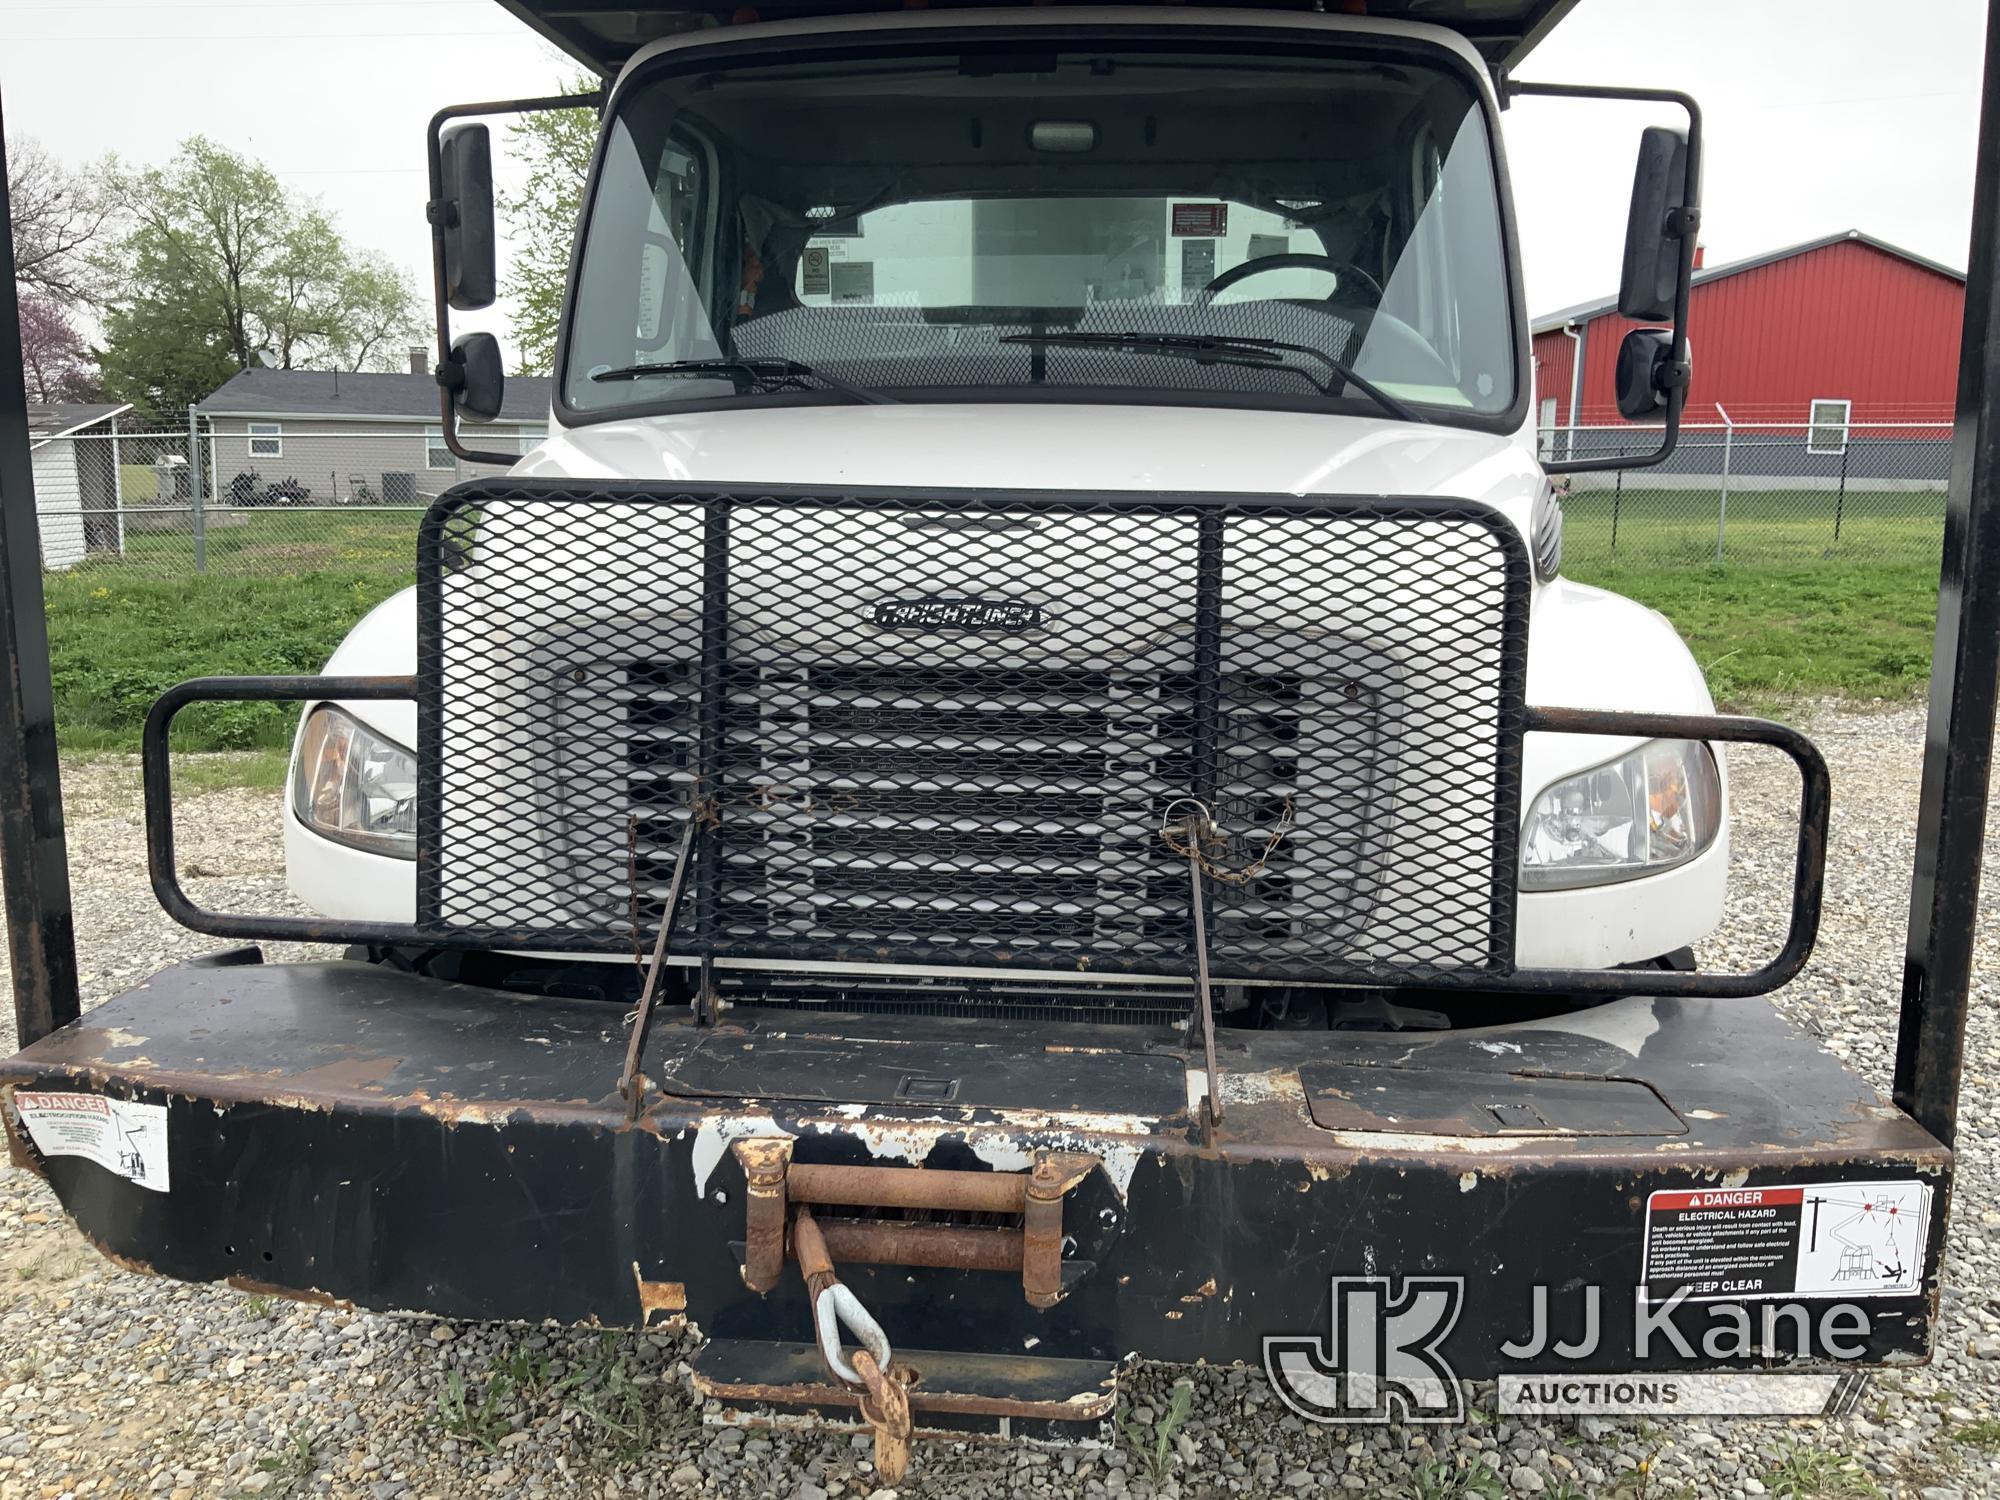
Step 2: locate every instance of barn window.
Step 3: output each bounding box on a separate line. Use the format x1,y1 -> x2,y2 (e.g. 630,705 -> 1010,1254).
248,422 -> 282,458
424,426 -> 456,470
1807,399 -> 1851,455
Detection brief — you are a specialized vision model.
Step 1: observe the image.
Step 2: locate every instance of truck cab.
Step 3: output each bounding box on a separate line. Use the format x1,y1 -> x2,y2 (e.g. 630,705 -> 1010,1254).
291,3 -> 1727,990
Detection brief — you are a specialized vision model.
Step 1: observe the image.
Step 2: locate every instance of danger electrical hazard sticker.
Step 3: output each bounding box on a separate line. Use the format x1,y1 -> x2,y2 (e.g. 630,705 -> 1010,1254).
1642,1180 -> 1932,1303
11,1091 -> 169,1193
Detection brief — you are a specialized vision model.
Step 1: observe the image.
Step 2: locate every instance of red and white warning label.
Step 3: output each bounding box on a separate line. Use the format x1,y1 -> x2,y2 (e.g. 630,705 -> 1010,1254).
11,1091 -> 169,1193
1643,1180 -> 1931,1302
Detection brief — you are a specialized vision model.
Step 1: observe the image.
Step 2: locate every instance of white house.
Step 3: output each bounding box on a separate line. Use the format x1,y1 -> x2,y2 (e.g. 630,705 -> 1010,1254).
195,355 -> 552,504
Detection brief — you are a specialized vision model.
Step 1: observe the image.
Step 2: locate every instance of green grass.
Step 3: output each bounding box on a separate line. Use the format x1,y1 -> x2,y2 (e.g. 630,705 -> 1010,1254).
45,512 -> 413,753
1564,486 -> 1944,570
1117,1379 -> 1196,1482
1396,1458 -> 1507,1499
233,1427 -> 318,1500
101,505 -> 418,578
170,747 -> 292,793
119,464 -> 159,502
1560,486 -> 1941,709
1952,1417 -> 2000,1448
33,494 -> 1947,753
1761,1441 -> 1883,1499
1569,558 -> 1939,708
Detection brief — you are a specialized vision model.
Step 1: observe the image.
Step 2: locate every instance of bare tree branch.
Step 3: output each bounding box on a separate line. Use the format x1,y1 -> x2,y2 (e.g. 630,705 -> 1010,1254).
6,135 -> 111,303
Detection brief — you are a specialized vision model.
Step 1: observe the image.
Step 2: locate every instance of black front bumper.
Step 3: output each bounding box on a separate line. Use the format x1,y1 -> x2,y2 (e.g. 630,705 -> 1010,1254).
0,954 -> 1949,1379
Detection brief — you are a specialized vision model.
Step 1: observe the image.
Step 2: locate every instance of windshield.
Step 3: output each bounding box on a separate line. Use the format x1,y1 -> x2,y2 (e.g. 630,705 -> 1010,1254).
563,39 -> 1517,422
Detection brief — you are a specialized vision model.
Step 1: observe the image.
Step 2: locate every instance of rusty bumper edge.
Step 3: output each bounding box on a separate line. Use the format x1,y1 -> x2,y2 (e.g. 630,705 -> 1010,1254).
690,1369 -> 1118,1423
0,962 -> 1956,1373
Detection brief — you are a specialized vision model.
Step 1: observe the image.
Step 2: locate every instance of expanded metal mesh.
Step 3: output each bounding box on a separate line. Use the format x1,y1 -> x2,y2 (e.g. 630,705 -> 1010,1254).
416,482 -> 1528,982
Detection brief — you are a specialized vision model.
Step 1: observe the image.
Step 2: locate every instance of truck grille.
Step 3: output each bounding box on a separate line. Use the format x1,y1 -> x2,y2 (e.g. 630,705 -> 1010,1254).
609,658 -> 1376,967
422,484 -> 1529,983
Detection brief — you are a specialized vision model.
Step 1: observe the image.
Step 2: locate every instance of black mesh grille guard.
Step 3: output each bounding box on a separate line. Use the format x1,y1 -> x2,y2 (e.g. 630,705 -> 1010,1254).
138,478 -> 1832,1001
413,481 -> 1530,981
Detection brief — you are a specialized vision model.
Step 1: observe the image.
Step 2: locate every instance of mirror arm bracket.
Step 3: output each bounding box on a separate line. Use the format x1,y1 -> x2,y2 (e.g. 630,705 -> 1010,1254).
1513,80 -> 1703,478
428,89 -> 606,471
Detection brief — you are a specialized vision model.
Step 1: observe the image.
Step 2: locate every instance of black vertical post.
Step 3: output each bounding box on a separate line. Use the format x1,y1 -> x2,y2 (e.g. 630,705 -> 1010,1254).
0,112 -> 82,1047
1189,509 -> 1224,813
1188,507 -> 1224,966
1895,0 -> 2000,1149
1835,442 -> 1850,542
692,499 -> 730,1025
1611,470 -> 1622,552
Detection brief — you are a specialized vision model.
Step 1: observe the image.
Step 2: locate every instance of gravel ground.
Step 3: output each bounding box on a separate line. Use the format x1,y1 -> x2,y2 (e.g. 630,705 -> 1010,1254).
0,705 -> 1994,1499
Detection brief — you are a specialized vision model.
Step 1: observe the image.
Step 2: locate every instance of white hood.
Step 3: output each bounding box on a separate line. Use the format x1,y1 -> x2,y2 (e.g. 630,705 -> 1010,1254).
516,403 -> 1545,523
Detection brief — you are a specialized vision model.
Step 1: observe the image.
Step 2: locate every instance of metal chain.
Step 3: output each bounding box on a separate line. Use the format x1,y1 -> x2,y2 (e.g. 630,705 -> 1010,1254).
1159,795 -> 1295,886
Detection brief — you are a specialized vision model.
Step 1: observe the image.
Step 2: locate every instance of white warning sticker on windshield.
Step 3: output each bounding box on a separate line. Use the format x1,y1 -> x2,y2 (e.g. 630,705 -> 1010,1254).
12,1091 -> 169,1193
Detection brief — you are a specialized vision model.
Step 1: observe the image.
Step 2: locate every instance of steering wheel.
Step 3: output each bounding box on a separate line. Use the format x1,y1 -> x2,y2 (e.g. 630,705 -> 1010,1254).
1201,252 -> 1385,305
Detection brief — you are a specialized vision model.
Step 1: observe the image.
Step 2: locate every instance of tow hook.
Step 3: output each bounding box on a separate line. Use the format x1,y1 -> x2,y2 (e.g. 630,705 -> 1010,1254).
794,1206 -> 914,1482
724,1140 -> 1106,1463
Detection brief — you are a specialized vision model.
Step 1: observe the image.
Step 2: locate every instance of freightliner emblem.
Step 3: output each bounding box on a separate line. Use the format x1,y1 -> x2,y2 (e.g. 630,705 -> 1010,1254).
872,597 -> 1044,631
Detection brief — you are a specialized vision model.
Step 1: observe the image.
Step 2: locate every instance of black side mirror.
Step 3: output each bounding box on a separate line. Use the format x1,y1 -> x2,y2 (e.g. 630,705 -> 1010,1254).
1618,125 -> 1691,321
1614,327 -> 1688,420
447,331 -> 505,422
438,123 -> 496,311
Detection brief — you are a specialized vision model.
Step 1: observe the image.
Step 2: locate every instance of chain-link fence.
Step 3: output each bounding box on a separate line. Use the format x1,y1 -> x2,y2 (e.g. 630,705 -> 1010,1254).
29,416 -> 1954,581
1545,420 -> 1951,570
24,409 -> 1956,754
25,418 -> 536,581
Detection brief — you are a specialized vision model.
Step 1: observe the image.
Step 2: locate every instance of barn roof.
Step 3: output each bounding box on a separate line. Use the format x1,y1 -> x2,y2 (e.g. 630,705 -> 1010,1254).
492,0 -> 1579,80
196,369 -> 552,424
1531,229 -> 1967,334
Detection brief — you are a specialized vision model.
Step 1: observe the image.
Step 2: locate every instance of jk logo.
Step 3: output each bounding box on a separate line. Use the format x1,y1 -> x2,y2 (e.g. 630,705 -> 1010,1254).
1263,1277 -> 1466,1424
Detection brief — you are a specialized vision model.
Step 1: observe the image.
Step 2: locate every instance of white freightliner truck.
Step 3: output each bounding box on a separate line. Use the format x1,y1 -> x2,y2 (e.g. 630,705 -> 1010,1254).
294,4 -> 1725,985
11,0 -> 1938,1463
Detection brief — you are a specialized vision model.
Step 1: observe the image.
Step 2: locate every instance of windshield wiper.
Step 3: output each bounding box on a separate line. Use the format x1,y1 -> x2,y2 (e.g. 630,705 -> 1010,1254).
589,357 -> 899,406
995,331 -> 1424,424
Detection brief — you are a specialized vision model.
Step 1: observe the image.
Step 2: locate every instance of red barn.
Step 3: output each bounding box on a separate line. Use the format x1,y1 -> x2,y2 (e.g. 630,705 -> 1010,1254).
1531,229 -> 1965,433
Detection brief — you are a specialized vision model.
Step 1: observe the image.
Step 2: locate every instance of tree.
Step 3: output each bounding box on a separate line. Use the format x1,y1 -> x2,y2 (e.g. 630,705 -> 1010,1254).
501,86 -> 598,374
93,285 -> 237,422
17,291 -> 93,403
5,135 -> 108,303
91,136 -> 422,417
336,252 -> 423,372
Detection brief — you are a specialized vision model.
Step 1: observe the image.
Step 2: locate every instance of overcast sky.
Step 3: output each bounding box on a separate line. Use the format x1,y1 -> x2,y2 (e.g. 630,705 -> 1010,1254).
0,0 -> 1986,345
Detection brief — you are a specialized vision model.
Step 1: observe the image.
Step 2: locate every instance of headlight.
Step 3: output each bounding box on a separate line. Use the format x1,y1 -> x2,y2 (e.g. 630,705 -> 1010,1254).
1520,739 -> 1721,891
292,705 -> 417,859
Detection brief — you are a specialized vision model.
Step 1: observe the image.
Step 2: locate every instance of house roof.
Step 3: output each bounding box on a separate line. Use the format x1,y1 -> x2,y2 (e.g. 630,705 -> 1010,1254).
195,369 -> 553,424
493,0 -> 1579,80
26,402 -> 133,445
1531,229 -> 1968,334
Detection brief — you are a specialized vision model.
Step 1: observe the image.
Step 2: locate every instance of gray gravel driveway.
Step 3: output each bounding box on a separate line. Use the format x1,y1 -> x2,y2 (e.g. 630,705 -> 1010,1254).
0,703 -> 1994,1499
